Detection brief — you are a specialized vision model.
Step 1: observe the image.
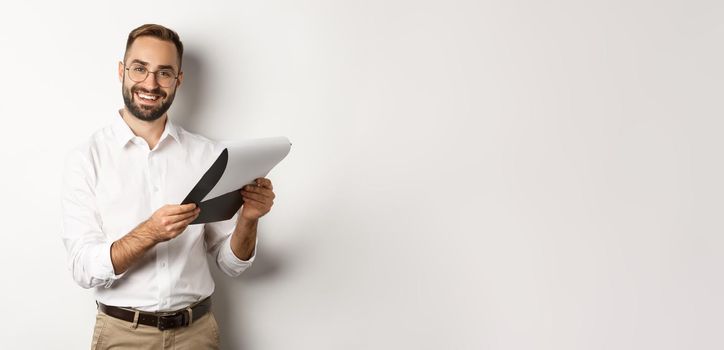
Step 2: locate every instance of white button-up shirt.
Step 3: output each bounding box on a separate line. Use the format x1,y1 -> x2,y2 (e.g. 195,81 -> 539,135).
61,111 -> 256,312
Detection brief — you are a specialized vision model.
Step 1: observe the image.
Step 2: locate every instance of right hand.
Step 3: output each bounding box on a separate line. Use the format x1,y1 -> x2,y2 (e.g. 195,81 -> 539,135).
143,203 -> 200,243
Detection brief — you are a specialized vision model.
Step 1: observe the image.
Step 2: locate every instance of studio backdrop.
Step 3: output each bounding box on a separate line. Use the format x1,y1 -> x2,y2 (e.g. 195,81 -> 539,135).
0,0 -> 722,349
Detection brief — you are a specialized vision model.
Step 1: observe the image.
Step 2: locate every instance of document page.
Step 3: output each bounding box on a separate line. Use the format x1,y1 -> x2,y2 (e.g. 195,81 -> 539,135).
182,136 -> 291,224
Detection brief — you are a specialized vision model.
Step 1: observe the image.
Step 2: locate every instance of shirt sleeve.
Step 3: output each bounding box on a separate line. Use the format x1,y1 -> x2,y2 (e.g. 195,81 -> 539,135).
60,149 -> 126,289
204,213 -> 257,277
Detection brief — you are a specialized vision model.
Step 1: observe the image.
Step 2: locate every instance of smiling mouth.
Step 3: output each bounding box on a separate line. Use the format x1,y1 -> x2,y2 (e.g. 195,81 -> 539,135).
135,91 -> 163,103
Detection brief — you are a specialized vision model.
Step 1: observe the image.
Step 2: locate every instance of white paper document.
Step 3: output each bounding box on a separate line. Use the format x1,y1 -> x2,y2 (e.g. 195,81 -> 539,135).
182,136 -> 291,224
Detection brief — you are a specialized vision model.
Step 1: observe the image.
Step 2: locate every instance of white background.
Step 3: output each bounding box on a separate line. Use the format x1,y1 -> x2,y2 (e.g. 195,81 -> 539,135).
1,0 -> 722,349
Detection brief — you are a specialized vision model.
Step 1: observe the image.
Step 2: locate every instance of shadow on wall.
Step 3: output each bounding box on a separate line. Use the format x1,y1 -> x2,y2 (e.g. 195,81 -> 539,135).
209,240 -> 286,350
175,48 -> 289,349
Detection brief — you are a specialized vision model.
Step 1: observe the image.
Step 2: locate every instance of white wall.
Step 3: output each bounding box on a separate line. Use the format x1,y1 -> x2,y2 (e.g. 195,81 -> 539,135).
1,0 -> 722,349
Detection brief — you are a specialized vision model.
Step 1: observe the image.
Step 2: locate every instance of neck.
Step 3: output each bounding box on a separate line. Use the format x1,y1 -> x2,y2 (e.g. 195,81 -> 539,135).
120,108 -> 167,150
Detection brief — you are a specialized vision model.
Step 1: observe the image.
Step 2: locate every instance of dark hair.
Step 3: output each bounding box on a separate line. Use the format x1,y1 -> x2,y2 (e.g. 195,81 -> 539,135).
124,24 -> 184,70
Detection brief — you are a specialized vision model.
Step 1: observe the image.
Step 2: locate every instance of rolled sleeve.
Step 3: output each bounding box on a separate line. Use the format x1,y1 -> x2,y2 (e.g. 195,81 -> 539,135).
81,241 -> 126,288
204,215 -> 257,277
61,149 -> 124,289
218,234 -> 257,276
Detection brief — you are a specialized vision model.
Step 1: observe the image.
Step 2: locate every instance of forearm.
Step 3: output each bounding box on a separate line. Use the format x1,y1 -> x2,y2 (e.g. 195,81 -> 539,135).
230,217 -> 258,261
110,221 -> 158,274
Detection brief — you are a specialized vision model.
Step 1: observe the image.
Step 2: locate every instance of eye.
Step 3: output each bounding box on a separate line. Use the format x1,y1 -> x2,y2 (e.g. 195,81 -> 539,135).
131,66 -> 147,73
158,70 -> 174,78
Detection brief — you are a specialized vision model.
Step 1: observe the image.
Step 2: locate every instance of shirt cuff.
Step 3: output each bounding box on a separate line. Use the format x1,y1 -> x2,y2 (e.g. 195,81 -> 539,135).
98,242 -> 126,288
218,234 -> 257,275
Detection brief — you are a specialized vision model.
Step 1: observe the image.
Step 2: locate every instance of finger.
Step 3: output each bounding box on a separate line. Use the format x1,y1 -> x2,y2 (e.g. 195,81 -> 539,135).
242,184 -> 259,192
167,207 -> 200,224
242,195 -> 267,205
242,185 -> 275,199
255,178 -> 273,190
167,203 -> 197,215
241,196 -> 273,208
241,190 -> 271,203
168,212 -> 200,232
243,185 -> 273,199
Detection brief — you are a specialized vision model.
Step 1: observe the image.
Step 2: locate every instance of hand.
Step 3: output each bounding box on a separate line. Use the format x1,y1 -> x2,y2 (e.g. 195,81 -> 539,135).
142,203 -> 200,243
239,178 -> 275,221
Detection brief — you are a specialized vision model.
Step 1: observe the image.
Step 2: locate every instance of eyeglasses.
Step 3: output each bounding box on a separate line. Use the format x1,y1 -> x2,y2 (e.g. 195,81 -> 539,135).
123,63 -> 179,88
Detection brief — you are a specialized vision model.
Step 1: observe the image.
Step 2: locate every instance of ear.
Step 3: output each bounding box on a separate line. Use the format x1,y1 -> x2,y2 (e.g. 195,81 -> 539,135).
118,61 -> 124,83
176,71 -> 184,88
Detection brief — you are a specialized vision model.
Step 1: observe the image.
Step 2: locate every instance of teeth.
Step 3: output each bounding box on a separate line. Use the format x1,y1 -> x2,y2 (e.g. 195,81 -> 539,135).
137,92 -> 159,101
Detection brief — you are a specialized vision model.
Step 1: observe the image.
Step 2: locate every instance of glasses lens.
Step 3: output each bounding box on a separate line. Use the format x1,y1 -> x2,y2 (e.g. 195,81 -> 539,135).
156,70 -> 176,87
127,64 -> 148,82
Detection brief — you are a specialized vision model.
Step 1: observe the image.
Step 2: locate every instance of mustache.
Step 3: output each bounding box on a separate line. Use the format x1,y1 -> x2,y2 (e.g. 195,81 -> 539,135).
131,86 -> 166,98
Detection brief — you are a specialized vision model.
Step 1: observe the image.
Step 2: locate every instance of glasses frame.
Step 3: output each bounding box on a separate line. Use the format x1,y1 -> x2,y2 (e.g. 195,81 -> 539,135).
122,62 -> 180,88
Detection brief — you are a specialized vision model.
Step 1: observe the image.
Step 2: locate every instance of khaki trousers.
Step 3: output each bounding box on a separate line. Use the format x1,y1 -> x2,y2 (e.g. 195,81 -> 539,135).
91,309 -> 221,350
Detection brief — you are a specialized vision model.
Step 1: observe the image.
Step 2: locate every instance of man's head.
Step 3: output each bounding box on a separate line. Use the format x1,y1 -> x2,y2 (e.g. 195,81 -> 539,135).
118,24 -> 184,122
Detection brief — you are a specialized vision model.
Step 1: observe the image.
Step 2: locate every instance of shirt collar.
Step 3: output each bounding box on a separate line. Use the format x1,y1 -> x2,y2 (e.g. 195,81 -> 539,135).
112,110 -> 181,149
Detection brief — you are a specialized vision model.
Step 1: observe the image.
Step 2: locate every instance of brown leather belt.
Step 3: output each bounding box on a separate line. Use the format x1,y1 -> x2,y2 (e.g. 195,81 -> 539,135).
97,297 -> 212,331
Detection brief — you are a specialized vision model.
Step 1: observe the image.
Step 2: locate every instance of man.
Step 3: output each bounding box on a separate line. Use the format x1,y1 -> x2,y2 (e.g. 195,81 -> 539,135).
61,24 -> 275,349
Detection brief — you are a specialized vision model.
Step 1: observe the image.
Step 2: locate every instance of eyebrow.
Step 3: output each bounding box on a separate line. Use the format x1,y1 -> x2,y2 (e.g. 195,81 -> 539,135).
129,59 -> 177,72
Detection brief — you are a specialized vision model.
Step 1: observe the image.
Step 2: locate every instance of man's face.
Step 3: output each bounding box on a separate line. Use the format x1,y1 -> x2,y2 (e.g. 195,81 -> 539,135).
118,36 -> 183,122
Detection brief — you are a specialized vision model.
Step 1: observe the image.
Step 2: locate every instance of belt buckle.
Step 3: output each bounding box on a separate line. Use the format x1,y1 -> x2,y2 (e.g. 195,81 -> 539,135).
157,312 -> 185,331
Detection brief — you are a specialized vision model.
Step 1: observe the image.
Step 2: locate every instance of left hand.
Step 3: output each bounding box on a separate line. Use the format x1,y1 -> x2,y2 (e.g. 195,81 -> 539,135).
239,178 -> 275,221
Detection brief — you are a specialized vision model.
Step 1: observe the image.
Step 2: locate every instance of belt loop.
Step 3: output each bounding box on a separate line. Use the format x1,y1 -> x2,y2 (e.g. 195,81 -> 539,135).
186,307 -> 194,326
130,310 -> 140,329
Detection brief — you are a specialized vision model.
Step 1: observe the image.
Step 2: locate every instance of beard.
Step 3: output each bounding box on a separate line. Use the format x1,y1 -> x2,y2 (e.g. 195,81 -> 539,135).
122,84 -> 176,122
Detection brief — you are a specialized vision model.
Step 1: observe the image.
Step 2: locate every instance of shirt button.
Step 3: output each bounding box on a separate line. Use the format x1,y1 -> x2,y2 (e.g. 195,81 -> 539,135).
161,262 -> 166,268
